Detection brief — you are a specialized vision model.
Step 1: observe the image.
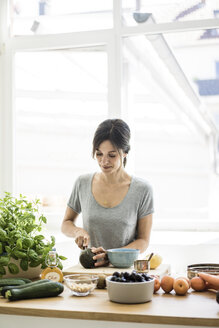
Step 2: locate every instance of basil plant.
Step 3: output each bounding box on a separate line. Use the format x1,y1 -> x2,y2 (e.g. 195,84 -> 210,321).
0,192 -> 66,277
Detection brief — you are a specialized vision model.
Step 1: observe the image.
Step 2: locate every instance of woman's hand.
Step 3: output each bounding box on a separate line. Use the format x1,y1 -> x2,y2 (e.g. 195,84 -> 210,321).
91,246 -> 109,267
74,228 -> 90,249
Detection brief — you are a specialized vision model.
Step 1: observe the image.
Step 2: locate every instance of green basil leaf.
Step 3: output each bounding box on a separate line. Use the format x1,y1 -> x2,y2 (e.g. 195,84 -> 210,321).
8,263 -> 19,274
34,235 -> 45,242
28,249 -> 38,257
0,218 -> 6,228
14,250 -> 27,259
0,228 -> 7,241
40,215 -> 47,224
5,246 -> 11,254
8,223 -> 15,230
0,265 -> 6,275
25,224 -> 36,233
40,262 -> 47,269
20,259 -> 28,271
23,238 -> 33,248
0,256 -> 10,266
29,259 -> 42,267
57,260 -> 63,270
10,253 -> 18,260
16,238 -> 23,249
51,235 -> 55,245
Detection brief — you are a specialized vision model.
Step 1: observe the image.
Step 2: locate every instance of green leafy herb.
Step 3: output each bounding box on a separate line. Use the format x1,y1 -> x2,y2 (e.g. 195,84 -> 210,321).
0,192 -> 67,276
20,259 -> 28,271
8,263 -> 19,274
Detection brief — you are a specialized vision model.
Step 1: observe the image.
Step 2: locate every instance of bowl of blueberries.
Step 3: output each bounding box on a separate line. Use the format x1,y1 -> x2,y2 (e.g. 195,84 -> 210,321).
106,270 -> 154,304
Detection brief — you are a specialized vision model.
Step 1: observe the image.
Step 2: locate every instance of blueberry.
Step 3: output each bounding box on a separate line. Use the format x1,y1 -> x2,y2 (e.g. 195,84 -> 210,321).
121,277 -> 127,283
129,273 -> 136,281
123,272 -> 130,279
115,278 -> 122,282
135,274 -> 143,282
113,271 -> 120,277
142,273 -> 149,279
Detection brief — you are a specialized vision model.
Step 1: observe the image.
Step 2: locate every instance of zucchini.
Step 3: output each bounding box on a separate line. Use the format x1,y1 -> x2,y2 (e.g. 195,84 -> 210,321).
0,279 -> 50,297
0,278 -> 26,287
6,281 -> 64,301
19,278 -> 32,283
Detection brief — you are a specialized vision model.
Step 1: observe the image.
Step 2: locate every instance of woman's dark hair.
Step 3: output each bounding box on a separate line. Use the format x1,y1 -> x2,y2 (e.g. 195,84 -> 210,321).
92,118 -> 131,167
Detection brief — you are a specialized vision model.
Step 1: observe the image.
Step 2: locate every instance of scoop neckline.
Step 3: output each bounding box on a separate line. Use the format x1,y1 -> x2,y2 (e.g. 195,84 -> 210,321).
90,172 -> 133,209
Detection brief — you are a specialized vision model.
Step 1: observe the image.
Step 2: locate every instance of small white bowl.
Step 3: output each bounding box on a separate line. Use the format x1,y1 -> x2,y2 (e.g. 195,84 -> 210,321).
106,276 -> 154,304
64,274 -> 99,296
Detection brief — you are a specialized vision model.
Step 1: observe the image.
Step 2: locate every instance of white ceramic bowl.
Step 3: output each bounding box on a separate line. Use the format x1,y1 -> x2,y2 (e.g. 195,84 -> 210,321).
64,274 -> 99,296
106,276 -> 154,303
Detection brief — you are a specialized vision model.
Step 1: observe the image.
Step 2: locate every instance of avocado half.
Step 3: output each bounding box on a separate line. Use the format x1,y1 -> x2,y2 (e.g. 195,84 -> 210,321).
79,248 -> 96,269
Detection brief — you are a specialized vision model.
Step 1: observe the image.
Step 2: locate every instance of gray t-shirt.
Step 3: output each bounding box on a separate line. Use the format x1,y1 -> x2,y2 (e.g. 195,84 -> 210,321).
67,173 -> 154,250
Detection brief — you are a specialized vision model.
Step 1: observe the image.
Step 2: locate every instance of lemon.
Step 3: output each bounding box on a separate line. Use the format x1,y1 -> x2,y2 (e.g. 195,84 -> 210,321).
146,254 -> 162,269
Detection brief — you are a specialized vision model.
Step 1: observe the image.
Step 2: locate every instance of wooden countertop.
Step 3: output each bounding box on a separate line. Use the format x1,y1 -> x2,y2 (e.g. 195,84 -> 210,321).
0,287 -> 218,326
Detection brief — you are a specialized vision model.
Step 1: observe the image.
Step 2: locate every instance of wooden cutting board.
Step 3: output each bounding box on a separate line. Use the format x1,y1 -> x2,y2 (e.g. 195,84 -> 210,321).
63,263 -> 170,278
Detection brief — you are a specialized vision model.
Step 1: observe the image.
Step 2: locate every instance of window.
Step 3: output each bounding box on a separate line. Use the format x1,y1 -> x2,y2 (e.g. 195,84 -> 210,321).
1,0 -> 219,233
122,33 -> 212,229
14,48 -> 107,229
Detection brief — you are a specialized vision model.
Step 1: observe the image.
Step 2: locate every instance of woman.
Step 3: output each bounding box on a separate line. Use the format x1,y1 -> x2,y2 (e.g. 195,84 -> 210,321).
61,119 -> 153,267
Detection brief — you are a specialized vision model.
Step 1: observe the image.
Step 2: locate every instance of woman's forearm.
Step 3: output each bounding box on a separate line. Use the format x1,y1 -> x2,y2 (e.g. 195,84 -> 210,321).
122,238 -> 149,254
61,220 -> 83,238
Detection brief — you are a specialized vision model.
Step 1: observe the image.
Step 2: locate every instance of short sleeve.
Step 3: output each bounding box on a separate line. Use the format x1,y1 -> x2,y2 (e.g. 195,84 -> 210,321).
67,177 -> 82,214
138,185 -> 154,219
